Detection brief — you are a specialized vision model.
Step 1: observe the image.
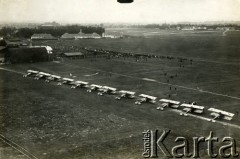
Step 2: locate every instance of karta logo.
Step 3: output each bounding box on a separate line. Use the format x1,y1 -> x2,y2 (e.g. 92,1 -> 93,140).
142,130 -> 239,158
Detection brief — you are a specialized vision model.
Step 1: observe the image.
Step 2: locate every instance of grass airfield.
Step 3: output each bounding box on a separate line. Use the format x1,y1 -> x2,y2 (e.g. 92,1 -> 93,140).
0,29 -> 240,158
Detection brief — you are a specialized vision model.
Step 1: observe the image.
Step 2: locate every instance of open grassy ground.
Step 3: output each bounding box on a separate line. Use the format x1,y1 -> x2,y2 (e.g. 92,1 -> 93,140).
0,29 -> 240,158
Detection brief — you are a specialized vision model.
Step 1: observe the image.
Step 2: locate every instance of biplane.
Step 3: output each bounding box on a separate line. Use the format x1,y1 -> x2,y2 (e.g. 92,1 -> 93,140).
61,78 -> 74,85
97,86 -> 117,96
87,84 -> 102,92
115,90 -> 136,100
180,103 -> 204,116
208,108 -> 234,121
35,72 -> 51,80
157,99 -> 181,110
23,70 -> 39,77
71,81 -> 89,89
135,94 -> 157,105
45,75 -> 61,83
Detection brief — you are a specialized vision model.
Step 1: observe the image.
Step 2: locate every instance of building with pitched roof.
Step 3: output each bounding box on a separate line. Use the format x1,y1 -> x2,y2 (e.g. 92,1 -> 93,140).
61,30 -> 101,39
31,34 -> 58,40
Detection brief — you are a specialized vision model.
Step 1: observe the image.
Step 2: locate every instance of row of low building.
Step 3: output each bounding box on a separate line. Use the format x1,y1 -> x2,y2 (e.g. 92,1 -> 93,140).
0,38 -> 89,63
178,26 -> 237,31
179,26 -> 208,31
61,32 -> 101,39
0,39 -> 53,64
0,37 -> 94,64
0,46 -> 51,64
0,47 -> 84,64
31,31 -> 123,40
0,46 -> 6,63
31,34 -> 58,40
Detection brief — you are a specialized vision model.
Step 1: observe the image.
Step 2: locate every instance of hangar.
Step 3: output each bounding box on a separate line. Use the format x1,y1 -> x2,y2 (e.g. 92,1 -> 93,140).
63,52 -> 85,59
0,46 -> 7,63
31,34 -> 58,40
4,47 -> 49,64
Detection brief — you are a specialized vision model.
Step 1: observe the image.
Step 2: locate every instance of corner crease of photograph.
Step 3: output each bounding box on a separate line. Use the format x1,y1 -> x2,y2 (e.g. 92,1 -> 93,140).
0,0 -> 240,24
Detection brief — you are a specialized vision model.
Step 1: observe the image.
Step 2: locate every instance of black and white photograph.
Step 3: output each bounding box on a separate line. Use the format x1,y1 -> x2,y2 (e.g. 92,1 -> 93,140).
0,0 -> 240,158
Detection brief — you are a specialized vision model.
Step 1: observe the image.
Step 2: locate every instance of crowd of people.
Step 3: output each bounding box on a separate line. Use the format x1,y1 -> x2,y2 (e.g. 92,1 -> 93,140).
83,47 -> 193,63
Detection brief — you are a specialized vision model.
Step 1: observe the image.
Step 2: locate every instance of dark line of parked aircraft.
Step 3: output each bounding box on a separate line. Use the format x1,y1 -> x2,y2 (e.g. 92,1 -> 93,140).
23,70 -> 235,122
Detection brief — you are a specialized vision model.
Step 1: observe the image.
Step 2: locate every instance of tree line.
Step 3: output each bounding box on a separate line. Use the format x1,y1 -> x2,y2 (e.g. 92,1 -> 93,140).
105,23 -> 240,30
142,24 -> 240,30
0,25 -> 105,39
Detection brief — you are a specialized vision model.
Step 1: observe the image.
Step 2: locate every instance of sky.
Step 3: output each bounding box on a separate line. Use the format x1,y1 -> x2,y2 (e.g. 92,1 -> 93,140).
0,0 -> 240,24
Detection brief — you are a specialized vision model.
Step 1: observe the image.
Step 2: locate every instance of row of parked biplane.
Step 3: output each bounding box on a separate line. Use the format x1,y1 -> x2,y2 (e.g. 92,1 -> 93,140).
23,70 -> 235,122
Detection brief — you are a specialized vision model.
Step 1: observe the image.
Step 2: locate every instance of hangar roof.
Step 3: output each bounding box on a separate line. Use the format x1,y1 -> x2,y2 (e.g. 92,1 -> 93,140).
63,52 -> 84,56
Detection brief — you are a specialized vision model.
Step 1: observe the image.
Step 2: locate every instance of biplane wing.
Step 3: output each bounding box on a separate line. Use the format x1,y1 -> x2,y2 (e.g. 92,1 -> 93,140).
98,86 -> 117,95
23,70 -> 39,77
180,103 -> 204,115
208,108 -> 234,121
159,99 -> 180,108
46,75 -> 61,82
135,94 -> 157,105
87,84 -> 102,92
62,78 -> 74,85
35,72 -> 51,80
71,81 -> 89,89
115,90 -> 135,100
51,75 -> 61,80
